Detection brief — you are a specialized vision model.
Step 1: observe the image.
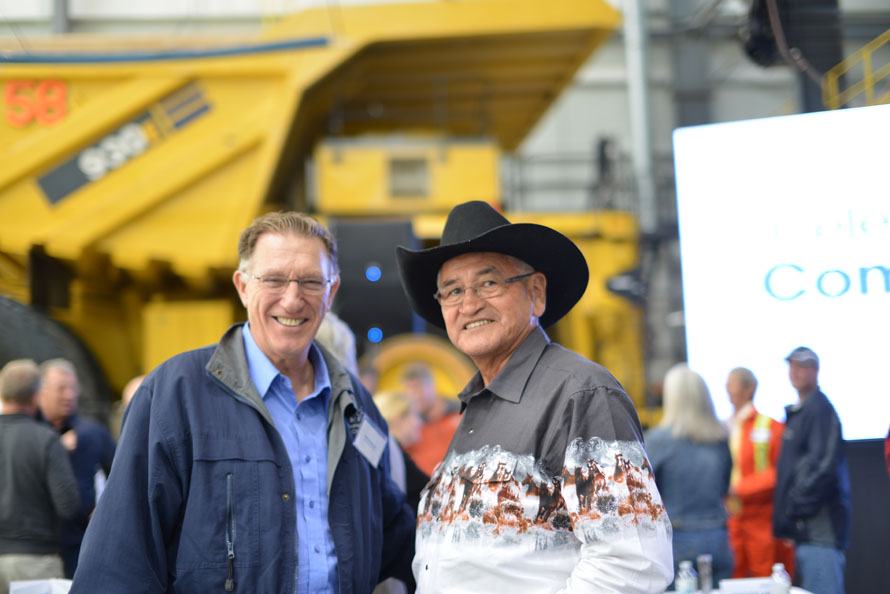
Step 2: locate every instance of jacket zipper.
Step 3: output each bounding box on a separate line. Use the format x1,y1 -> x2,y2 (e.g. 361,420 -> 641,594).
213,381 -> 300,594
225,472 -> 235,591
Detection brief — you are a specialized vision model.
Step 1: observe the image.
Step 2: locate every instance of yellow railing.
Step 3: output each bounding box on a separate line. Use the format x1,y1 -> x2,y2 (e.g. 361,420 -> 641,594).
823,28 -> 890,109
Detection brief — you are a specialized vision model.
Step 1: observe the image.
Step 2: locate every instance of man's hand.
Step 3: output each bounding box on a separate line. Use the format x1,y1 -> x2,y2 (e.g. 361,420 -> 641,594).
60,429 -> 78,452
725,490 -> 741,516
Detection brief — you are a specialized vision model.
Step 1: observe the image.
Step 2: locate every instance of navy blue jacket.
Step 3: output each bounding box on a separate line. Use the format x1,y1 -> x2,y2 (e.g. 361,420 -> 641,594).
47,412 -> 115,576
70,324 -> 415,593
773,389 -> 851,549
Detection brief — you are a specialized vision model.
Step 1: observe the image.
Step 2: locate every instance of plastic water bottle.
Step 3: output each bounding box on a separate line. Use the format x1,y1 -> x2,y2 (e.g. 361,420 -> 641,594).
675,560 -> 698,594
770,562 -> 792,594
696,554 -> 713,593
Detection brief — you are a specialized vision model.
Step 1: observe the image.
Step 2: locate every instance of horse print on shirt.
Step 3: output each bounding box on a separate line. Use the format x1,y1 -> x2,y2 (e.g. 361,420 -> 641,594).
417,438 -> 669,550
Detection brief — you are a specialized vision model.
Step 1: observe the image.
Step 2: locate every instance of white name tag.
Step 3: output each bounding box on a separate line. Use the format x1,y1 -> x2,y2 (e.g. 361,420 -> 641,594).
353,416 -> 387,467
751,427 -> 772,443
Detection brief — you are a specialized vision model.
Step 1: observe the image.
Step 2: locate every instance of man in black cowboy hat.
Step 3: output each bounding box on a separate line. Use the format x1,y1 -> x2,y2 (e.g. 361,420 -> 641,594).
396,201 -> 673,593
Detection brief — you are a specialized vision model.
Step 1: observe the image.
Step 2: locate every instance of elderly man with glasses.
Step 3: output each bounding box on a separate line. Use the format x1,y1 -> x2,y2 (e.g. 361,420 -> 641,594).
396,201 -> 673,594
71,212 -> 416,594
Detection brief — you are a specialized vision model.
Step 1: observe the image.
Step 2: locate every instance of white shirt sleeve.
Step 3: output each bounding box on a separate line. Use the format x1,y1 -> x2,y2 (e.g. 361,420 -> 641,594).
558,438 -> 674,594
559,532 -> 674,593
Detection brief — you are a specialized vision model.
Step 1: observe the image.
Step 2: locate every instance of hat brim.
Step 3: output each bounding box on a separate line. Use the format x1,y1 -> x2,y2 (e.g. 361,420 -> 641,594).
785,356 -> 819,367
396,223 -> 588,330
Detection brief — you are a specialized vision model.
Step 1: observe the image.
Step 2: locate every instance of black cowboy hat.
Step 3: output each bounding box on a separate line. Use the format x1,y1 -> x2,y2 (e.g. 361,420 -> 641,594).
395,200 -> 589,330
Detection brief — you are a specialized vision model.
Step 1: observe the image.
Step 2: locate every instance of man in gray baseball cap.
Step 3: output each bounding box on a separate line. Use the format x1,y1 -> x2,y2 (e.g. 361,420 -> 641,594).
773,346 -> 851,594
785,346 -> 819,368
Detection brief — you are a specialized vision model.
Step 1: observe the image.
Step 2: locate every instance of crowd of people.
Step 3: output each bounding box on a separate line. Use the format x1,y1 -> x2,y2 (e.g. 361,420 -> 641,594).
645,350 -> 851,594
0,201 -> 884,594
0,358 -> 116,592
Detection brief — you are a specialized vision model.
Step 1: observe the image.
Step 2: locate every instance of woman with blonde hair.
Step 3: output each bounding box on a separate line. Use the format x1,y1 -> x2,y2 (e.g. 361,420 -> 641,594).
646,363 -> 734,586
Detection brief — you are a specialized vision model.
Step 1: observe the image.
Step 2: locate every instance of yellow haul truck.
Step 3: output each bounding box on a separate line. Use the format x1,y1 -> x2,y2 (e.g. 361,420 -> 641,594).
0,0 -> 648,424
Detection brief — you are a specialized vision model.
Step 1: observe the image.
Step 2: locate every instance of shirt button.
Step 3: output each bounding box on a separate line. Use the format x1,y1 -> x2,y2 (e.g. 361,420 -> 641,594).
468,428 -> 474,434
314,545 -> 321,553
282,493 -> 290,501
296,413 -> 302,421
304,455 -> 311,464
425,564 -> 429,570
309,500 -> 315,509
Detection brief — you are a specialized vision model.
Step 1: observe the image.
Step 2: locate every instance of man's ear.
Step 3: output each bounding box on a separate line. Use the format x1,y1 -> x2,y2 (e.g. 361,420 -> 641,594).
530,272 -> 547,318
232,270 -> 249,307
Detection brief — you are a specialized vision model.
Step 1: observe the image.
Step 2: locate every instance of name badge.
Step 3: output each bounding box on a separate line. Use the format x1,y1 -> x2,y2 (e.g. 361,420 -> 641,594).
353,416 -> 387,467
750,427 -> 771,443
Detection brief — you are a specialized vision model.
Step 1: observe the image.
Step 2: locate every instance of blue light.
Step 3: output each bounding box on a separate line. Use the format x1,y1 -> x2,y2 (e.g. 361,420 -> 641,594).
367,327 -> 384,343
365,265 -> 382,282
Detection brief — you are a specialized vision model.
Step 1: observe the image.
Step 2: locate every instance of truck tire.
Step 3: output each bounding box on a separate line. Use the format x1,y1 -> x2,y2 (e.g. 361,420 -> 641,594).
0,296 -> 113,425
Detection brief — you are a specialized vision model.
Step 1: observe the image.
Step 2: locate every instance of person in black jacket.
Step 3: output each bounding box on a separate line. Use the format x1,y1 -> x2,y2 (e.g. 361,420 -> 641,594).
0,359 -> 79,593
36,359 -> 115,578
773,347 -> 851,594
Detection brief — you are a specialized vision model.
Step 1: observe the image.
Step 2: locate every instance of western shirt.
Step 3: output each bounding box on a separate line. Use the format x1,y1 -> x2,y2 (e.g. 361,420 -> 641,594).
242,324 -> 338,593
413,326 -> 673,593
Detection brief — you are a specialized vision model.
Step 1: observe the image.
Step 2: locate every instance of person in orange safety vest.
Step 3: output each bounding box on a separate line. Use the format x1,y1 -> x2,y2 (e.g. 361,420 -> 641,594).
725,367 -> 795,578
400,363 -> 461,476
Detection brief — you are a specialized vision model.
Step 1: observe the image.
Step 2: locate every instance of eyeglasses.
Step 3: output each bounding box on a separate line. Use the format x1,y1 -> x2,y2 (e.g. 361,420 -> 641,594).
434,272 -> 534,306
250,274 -> 333,295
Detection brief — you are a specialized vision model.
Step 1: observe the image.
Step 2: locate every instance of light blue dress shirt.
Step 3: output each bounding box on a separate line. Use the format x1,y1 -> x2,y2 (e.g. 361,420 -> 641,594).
242,324 -> 339,594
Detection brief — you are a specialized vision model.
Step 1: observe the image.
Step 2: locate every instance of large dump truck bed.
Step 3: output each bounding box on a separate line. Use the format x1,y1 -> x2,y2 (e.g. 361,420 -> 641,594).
0,0 -> 625,416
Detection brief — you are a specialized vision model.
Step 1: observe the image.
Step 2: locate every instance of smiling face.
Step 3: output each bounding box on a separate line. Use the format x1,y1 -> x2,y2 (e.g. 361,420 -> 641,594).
438,252 -> 545,383
233,232 -> 339,377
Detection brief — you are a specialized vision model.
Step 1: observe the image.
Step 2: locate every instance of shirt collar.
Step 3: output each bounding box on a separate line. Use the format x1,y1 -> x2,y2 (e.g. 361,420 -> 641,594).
241,323 -> 331,402
457,325 -> 550,405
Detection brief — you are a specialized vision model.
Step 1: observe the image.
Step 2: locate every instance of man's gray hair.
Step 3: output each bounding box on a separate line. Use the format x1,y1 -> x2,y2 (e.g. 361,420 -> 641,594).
729,367 -> 758,392
39,358 -> 77,380
1,359 -> 41,405
237,211 -> 338,274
